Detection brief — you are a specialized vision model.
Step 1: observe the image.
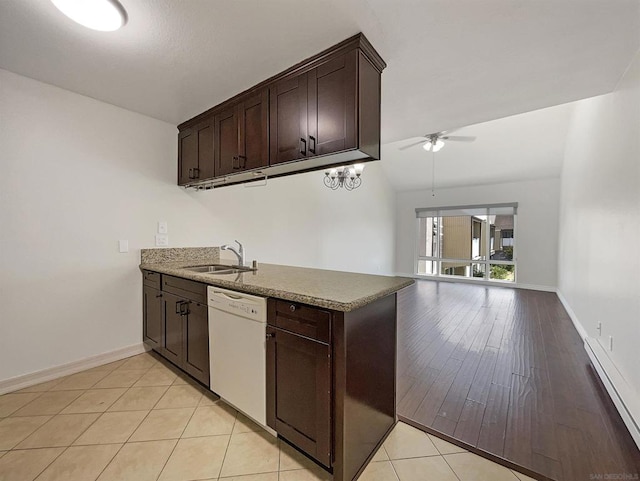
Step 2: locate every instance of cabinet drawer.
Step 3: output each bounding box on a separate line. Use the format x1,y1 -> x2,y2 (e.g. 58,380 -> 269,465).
143,270 -> 161,289
162,275 -> 207,303
269,300 -> 331,344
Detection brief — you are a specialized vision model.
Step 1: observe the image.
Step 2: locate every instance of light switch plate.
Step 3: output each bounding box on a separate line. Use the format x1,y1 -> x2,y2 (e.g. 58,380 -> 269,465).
118,240 -> 129,253
158,221 -> 168,234
155,234 -> 169,247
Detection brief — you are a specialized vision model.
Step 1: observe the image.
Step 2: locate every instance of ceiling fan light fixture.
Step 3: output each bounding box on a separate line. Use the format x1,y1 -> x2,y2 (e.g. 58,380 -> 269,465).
432,139 -> 445,152
422,141 -> 433,152
51,0 -> 128,31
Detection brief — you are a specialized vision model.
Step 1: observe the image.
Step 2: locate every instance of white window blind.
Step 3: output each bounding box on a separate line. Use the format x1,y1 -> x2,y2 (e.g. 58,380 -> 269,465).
415,203 -> 517,218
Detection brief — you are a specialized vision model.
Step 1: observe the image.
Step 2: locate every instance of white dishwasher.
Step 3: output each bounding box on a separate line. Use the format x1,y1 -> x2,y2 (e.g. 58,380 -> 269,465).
207,286 -> 269,428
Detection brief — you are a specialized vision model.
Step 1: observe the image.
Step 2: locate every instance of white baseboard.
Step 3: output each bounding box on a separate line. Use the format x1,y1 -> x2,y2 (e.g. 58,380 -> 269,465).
584,337 -> 640,450
0,343 -> 149,395
557,290 -> 639,450
556,290 -> 588,340
397,272 -> 556,292
514,283 -> 557,293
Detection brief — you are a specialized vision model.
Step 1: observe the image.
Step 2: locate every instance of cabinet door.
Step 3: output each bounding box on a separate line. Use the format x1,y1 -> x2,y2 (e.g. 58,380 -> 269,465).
162,292 -> 185,367
143,286 -> 163,350
214,107 -> 239,177
178,120 -> 215,184
196,120 -> 215,180
269,74 -> 308,165
238,89 -> 269,171
183,301 -> 210,387
266,327 -> 331,467
307,51 -> 357,157
178,128 -> 197,185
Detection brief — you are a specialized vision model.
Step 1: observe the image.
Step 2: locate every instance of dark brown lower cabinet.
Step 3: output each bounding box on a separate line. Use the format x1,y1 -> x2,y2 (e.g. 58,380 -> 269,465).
267,295 -> 398,481
142,271 -> 210,388
266,326 -> 331,467
142,285 -> 162,349
183,301 -> 209,384
161,292 -> 185,367
160,293 -> 210,387
143,270 -> 398,481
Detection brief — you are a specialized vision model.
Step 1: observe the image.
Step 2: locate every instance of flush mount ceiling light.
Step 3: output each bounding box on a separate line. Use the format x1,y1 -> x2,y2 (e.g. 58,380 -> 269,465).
324,164 -> 365,191
51,0 -> 128,31
423,138 -> 445,152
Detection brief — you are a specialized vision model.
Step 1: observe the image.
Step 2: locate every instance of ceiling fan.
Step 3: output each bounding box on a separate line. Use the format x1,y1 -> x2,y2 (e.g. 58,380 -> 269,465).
399,130 -> 476,152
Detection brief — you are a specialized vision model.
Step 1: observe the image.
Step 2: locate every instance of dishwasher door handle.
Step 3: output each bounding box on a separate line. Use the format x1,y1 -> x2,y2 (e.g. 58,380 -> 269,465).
211,291 -> 245,301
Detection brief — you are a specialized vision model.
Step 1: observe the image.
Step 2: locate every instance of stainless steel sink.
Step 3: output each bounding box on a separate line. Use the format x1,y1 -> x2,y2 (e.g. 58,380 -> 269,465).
184,264 -> 254,275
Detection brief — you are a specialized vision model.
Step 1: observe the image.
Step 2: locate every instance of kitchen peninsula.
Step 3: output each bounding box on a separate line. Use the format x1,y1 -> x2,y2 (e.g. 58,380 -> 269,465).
140,248 -> 413,481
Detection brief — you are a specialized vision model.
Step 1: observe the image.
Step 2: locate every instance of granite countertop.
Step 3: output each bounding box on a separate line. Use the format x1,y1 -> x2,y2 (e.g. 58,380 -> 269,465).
140,259 -> 414,312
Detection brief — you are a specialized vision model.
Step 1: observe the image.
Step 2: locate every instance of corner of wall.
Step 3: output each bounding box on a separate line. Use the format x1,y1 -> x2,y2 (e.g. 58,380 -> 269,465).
555,289 -> 588,340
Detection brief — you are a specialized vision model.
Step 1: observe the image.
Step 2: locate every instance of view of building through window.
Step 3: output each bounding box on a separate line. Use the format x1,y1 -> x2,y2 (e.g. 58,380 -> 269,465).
416,204 -> 516,282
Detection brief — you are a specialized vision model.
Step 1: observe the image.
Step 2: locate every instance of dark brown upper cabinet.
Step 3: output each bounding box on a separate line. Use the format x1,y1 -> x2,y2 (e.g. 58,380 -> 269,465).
269,75 -> 308,165
214,107 -> 238,177
270,50 -> 357,166
309,51 -> 357,157
215,89 -> 269,176
239,89 -> 269,171
177,118 -> 215,186
178,33 -> 385,188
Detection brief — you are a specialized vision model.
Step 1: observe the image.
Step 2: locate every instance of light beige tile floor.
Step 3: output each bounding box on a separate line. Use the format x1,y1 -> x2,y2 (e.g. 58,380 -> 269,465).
0,352 -> 539,481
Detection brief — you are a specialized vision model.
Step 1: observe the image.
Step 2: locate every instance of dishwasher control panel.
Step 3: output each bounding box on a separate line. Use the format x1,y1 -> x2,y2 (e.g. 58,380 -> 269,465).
207,286 -> 266,322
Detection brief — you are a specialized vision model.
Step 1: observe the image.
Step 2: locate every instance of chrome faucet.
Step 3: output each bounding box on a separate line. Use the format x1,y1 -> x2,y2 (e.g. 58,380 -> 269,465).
221,240 -> 244,267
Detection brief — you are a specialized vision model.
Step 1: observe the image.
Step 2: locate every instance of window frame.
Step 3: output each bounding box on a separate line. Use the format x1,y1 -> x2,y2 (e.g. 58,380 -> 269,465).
414,203 -> 517,283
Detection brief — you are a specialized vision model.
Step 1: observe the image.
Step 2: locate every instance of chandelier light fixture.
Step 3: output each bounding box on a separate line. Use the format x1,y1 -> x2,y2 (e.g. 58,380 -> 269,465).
323,164 -> 365,191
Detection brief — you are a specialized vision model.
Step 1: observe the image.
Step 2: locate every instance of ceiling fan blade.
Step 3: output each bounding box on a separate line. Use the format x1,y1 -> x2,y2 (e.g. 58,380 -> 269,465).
398,139 -> 427,151
442,135 -> 476,142
438,128 -> 460,137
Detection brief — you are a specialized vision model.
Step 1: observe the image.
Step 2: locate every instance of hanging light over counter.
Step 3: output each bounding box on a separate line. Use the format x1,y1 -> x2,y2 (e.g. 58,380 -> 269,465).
323,164 -> 365,191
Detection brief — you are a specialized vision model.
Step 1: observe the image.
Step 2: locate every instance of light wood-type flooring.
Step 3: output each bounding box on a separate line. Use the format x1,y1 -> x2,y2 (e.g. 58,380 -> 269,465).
397,280 -> 640,481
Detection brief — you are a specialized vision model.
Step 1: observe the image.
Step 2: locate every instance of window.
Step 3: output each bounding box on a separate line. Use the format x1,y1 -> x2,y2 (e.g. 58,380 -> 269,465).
416,203 -> 516,282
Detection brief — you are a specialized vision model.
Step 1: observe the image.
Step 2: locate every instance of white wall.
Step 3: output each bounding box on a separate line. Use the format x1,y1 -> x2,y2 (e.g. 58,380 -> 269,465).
395,178 -> 560,289
196,162 -> 396,276
0,69 -> 396,382
558,51 -> 640,393
0,69 -> 220,382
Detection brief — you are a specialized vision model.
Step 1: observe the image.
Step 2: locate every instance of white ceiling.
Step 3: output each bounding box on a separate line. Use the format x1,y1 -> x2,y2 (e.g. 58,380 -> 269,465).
379,101 -> 575,191
0,0 -> 638,144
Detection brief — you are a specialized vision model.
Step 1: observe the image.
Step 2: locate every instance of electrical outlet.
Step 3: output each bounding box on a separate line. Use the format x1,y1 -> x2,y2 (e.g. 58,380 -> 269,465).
608,336 -> 614,351
158,221 -> 168,234
155,234 -> 169,247
118,240 -> 129,253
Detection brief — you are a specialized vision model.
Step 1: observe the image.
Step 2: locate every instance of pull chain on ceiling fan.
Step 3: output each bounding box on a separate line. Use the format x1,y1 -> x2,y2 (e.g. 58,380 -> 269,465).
431,150 -> 436,197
